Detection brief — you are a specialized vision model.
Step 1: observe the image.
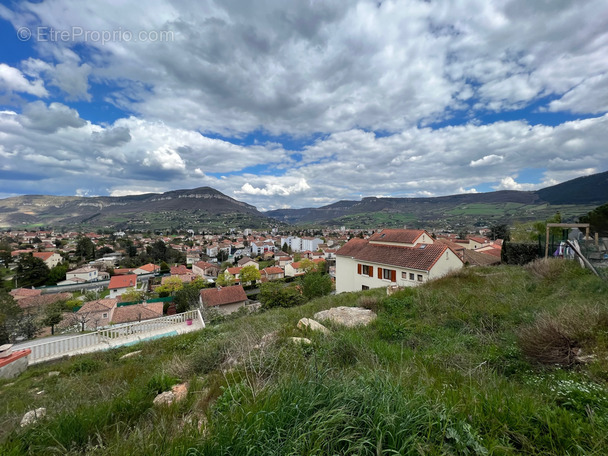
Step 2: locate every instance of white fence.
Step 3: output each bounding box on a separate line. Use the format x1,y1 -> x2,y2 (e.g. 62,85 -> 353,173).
28,309 -> 204,364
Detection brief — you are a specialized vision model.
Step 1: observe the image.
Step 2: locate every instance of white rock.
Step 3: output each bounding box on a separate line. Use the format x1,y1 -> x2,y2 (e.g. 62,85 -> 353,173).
313,306 -> 377,328
47,371 -> 60,377
289,337 -> 312,345
297,318 -> 330,334
20,408 -> 46,427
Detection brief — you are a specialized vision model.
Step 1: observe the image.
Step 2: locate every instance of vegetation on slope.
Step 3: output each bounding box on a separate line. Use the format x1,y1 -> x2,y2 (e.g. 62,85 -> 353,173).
1,260 -> 608,455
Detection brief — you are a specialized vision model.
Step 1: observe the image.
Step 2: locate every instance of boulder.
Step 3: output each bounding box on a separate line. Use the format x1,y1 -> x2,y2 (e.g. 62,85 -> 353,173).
47,371 -> 60,377
20,407 -> 46,427
313,306 -> 377,328
297,318 -> 330,334
153,382 -> 189,406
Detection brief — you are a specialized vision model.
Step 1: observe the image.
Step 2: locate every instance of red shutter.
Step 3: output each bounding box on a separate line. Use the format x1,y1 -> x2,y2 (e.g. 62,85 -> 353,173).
378,267 -> 382,279
391,270 -> 396,282
369,266 -> 373,277
357,264 -> 362,274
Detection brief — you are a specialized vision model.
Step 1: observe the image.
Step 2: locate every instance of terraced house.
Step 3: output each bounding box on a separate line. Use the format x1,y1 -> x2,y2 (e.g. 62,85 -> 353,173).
335,229 -> 463,293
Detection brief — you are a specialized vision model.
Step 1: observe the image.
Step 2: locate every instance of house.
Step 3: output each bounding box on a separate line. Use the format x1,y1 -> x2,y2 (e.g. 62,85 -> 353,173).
111,302 -> 164,325
132,263 -> 160,275
251,239 -> 276,256
75,298 -> 118,330
285,261 -> 306,277
192,261 -> 220,278
335,231 -> 463,293
108,274 -> 138,298
170,265 -> 190,275
260,266 -> 285,282
32,252 -> 63,269
226,267 -> 242,280
237,257 -> 259,269
200,286 -> 248,315
65,266 -> 99,282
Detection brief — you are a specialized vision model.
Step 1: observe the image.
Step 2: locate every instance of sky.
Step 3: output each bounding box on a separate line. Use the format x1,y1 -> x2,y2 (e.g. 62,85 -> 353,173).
0,0 -> 607,211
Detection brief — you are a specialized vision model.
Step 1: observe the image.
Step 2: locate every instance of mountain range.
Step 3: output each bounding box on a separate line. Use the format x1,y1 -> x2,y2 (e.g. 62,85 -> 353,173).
0,171 -> 606,231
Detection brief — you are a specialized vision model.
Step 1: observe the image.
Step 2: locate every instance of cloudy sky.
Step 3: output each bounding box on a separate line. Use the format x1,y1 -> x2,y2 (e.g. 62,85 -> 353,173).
0,0 -> 607,211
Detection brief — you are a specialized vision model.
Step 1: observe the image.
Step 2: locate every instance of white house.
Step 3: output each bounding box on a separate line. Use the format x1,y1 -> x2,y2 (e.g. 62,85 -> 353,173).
335,229 -> 463,294
108,274 -> 138,299
66,266 -> 99,282
33,252 -> 63,269
251,239 -> 276,256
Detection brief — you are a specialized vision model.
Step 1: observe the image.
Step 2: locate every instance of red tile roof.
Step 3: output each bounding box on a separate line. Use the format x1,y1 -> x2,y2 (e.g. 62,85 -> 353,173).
33,252 -> 55,261
368,229 -> 430,245
194,261 -> 218,270
227,267 -> 242,275
337,238 -> 461,271
200,286 -> 247,307
109,274 -> 137,289
10,288 -> 42,300
137,263 -> 159,272
111,302 -> 163,324
77,298 -> 118,314
261,266 -> 284,275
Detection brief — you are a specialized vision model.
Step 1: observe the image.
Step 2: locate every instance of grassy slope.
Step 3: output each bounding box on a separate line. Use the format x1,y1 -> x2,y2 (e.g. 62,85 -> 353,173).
1,261 -> 608,455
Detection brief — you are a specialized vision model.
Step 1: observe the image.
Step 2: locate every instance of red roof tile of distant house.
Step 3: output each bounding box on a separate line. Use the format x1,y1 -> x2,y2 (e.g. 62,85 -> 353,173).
17,293 -> 72,311
10,288 -> 42,300
137,263 -> 159,272
109,274 -> 137,290
369,229 -> 431,245
261,267 -> 284,275
200,286 -> 247,307
111,302 -> 163,324
227,267 -> 242,275
113,268 -> 135,275
194,261 -> 218,270
33,252 -> 54,261
77,298 -> 118,314
170,265 -> 189,275
337,238 -> 456,272
162,273 -> 196,284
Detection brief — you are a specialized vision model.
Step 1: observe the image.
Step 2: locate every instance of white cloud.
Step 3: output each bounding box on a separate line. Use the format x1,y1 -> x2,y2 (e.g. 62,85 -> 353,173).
493,177 -> 539,191
238,178 -> 310,196
470,154 -> 504,167
0,63 -> 48,97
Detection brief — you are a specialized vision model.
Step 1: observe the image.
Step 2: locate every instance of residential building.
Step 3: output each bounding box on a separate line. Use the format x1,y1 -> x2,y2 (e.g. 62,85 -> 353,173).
66,266 -> 99,282
335,229 -> 463,293
260,266 -> 285,282
108,274 -> 138,298
237,257 -> 259,269
200,286 -> 248,315
32,252 -> 63,269
192,261 -> 220,278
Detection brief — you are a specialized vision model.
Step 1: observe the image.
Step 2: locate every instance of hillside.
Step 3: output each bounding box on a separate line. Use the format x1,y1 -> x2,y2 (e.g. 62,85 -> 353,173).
2,260 -> 608,454
0,187 -> 277,231
266,171 -> 608,229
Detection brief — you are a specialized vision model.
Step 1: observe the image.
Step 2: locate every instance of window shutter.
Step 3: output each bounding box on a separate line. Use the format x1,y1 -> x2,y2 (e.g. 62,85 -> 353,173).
369,266 -> 373,276
378,267 -> 382,279
357,264 -> 362,274
391,270 -> 396,282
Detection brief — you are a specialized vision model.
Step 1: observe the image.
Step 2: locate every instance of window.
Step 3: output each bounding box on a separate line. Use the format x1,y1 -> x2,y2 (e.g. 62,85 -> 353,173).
409,273 -> 415,280
102,312 -> 108,318
417,274 -> 423,282
401,271 -> 407,279
383,268 -> 392,280
362,265 -> 370,276
362,285 -> 369,290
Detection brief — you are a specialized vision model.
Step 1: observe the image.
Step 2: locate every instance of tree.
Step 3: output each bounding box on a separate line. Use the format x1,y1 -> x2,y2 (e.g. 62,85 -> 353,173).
46,263 -> 69,286
41,300 -> 65,335
15,254 -> 50,287
159,261 -> 170,273
120,288 -> 146,303
216,272 -> 235,287
156,277 -> 184,296
530,212 -> 562,241
240,265 -> 261,286
259,281 -> 305,309
301,272 -> 333,300
174,280 -> 206,313
75,236 -> 96,260
580,203 -> 608,236
489,224 -> 510,241
216,250 -> 229,263
0,291 -> 21,344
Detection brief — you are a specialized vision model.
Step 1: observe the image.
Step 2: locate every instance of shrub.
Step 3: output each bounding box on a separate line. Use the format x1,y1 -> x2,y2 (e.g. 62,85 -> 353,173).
358,296 -> 379,313
525,258 -> 568,280
147,371 -> 180,395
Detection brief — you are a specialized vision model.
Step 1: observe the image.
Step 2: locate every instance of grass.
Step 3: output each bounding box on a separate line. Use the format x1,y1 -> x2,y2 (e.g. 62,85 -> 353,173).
1,260 -> 608,454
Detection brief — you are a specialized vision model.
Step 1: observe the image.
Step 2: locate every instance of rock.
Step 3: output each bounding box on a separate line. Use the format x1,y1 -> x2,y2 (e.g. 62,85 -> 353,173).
254,331 -> 279,349
120,350 -> 142,359
297,318 -> 330,334
47,371 -> 60,377
20,408 -> 46,427
153,382 -> 189,406
153,391 -> 175,406
313,306 -> 377,328
171,382 -> 189,402
36,390 -> 45,395
289,337 -> 312,345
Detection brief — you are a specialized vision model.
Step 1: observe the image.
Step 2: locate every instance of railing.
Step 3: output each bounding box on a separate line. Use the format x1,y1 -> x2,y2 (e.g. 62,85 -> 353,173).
27,309 -> 204,363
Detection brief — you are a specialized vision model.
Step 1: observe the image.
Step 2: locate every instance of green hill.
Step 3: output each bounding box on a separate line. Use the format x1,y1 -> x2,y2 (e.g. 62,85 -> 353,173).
2,260 -> 608,455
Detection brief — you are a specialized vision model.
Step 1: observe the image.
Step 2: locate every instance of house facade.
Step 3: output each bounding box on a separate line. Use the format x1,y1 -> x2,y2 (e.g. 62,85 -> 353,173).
33,252 -> 63,269
192,261 -> 220,278
66,266 -> 99,282
335,230 -> 463,294
108,274 -> 138,298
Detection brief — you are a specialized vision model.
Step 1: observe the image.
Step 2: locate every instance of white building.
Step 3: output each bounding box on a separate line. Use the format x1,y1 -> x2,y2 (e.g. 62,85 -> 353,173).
66,266 -> 99,282
335,229 -> 463,293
